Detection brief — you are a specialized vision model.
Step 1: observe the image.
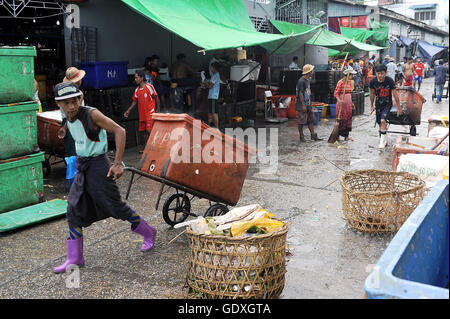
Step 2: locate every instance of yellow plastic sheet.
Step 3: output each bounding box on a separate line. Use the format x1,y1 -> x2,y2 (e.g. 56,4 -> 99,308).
231,217 -> 284,237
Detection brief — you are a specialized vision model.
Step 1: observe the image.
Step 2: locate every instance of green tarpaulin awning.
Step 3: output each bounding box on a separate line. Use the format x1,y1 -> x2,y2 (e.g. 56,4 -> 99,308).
270,20 -> 384,56
341,21 -> 389,47
121,0 -> 322,54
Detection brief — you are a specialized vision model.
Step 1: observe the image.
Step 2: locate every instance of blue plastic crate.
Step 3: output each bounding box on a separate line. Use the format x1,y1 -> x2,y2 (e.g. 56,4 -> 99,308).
329,104 -> 336,119
365,180 -> 449,299
78,61 -> 129,89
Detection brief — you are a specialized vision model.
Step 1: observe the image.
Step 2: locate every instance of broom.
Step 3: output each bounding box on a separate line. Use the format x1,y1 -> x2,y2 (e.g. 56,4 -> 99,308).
328,72 -> 349,144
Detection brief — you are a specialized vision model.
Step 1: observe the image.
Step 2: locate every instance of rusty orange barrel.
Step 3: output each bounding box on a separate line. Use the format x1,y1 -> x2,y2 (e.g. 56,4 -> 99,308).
139,113 -> 257,205
37,110 -> 65,156
396,88 -> 426,124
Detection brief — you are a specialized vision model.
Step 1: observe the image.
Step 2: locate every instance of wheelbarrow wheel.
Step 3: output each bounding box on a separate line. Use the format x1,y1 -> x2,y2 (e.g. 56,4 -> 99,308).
43,158 -> 51,178
162,193 -> 191,227
204,204 -> 229,218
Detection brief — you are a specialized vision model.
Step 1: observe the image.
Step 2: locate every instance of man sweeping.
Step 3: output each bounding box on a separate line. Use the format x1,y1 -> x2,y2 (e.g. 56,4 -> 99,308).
52,82 -> 157,274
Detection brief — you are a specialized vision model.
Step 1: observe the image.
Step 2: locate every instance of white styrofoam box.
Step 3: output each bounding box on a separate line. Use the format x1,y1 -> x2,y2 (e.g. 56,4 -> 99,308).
128,68 -> 141,75
428,126 -> 449,139
248,61 -> 261,81
37,109 -> 62,122
397,153 -> 449,188
230,65 -> 250,82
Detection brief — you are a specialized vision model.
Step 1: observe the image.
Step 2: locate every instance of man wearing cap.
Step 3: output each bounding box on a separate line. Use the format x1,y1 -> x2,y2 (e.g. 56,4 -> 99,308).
52,82 -> 157,274
295,64 -> 322,142
58,67 -> 86,157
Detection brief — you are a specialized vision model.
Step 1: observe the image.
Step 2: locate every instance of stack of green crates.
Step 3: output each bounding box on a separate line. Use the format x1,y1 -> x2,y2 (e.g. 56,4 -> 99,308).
0,46 -> 45,215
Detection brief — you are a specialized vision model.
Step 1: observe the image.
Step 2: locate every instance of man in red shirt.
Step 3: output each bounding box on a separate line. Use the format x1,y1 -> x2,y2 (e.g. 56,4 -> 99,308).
413,57 -> 425,92
124,70 -> 160,152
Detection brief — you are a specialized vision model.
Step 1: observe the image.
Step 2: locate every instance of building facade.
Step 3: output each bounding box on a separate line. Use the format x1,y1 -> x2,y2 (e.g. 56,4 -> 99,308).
366,0 -> 449,34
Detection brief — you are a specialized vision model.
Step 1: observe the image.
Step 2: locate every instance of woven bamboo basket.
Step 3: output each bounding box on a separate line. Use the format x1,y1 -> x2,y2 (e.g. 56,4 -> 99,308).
185,223 -> 289,299
340,170 -> 426,233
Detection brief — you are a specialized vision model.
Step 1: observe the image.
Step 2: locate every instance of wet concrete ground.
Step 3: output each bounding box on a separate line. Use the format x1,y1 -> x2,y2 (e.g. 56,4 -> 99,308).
0,77 -> 448,299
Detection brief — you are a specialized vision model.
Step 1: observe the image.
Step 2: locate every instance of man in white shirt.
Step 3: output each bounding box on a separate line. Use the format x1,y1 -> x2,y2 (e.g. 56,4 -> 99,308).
386,58 -> 398,83
289,56 -> 299,70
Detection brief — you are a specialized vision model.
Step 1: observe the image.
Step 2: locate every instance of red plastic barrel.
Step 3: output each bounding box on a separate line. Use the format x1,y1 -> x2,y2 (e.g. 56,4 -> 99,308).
270,95 -> 297,118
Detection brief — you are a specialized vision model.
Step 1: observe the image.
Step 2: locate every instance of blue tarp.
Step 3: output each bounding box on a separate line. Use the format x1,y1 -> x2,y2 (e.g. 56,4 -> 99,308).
399,36 -> 415,47
417,40 -> 447,64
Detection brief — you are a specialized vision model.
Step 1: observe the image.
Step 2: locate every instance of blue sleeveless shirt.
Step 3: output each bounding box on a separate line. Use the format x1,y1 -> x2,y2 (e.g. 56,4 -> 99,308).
67,106 -> 108,157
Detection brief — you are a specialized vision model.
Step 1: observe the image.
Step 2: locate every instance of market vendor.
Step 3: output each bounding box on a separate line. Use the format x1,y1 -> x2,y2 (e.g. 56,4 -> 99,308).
171,53 -> 201,111
205,62 -> 221,129
171,53 -> 199,87
52,82 -> 157,274
289,56 -> 299,70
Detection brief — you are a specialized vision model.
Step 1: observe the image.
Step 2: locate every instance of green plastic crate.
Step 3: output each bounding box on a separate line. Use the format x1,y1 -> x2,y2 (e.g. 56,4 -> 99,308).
0,152 -> 44,214
0,46 -> 37,104
0,199 -> 67,232
0,101 -> 39,160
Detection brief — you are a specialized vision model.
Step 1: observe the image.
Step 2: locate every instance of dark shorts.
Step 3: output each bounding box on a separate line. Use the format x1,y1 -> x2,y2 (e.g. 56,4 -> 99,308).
297,108 -> 314,125
154,81 -> 170,96
209,99 -> 217,114
376,105 -> 392,124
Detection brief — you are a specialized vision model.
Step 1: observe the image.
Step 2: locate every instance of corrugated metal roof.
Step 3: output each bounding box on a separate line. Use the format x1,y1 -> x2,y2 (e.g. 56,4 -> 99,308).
327,1 -> 368,17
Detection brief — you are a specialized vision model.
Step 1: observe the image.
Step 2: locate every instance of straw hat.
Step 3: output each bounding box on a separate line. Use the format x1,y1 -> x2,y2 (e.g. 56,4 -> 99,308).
63,67 -> 86,83
390,57 -> 395,62
302,64 -> 315,75
384,55 -> 390,59
343,67 -> 357,75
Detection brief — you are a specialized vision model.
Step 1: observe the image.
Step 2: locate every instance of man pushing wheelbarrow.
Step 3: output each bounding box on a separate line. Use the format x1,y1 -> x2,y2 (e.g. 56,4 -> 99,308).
52,82 -> 157,274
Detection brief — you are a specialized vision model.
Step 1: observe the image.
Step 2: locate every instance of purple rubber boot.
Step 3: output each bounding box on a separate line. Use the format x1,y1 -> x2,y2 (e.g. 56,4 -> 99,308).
131,219 -> 157,251
53,237 -> 85,273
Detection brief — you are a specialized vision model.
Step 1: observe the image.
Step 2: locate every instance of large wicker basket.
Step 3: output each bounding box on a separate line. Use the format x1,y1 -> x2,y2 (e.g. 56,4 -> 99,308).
340,170 -> 425,233
185,223 -> 289,299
